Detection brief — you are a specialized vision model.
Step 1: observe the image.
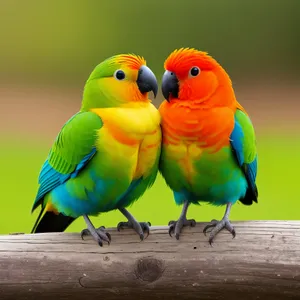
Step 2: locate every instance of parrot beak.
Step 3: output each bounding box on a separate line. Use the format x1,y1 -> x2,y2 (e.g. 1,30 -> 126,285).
161,70 -> 179,102
137,65 -> 158,98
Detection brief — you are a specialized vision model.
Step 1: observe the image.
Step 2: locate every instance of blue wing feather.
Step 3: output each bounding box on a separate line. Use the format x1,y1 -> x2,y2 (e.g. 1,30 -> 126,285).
246,156 -> 257,192
230,115 -> 258,205
32,148 -> 96,212
230,118 -> 244,165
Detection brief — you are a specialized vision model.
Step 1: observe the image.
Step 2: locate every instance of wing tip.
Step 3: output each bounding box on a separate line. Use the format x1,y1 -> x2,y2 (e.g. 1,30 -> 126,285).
239,185 -> 258,206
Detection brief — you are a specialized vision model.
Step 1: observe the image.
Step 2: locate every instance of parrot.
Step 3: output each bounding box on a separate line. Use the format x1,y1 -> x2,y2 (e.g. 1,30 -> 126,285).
159,47 -> 258,245
31,53 -> 161,247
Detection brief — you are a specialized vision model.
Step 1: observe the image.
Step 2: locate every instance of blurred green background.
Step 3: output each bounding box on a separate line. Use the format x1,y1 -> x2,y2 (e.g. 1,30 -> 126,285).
1,0 -> 299,234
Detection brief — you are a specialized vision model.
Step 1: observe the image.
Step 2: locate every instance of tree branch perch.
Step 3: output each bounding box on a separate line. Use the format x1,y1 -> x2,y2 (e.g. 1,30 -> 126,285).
1,221 -> 300,300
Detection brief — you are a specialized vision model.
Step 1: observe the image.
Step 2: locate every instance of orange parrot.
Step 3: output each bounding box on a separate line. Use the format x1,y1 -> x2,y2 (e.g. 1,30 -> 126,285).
159,48 -> 258,244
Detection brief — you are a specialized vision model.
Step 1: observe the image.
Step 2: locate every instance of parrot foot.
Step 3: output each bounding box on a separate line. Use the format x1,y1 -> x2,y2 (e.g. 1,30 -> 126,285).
118,208 -> 151,241
203,203 -> 235,246
168,200 -> 195,240
168,218 -> 196,240
81,226 -> 111,245
81,215 -> 111,247
203,218 -> 236,246
117,221 -> 151,241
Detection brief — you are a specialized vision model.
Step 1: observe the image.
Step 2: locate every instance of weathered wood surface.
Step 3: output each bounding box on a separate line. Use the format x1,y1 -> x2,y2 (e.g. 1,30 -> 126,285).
1,221 -> 300,300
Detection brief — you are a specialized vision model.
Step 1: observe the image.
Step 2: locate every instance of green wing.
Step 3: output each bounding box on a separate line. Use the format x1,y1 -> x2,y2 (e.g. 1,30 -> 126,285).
32,111 -> 103,212
230,108 -> 258,205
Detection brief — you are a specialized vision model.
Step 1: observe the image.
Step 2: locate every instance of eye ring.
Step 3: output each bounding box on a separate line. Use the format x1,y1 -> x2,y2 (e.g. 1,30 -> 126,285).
114,69 -> 126,80
189,66 -> 200,77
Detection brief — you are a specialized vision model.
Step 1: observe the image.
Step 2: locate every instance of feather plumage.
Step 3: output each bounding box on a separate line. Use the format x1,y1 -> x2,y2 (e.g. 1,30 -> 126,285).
31,54 -> 161,237
159,47 -> 258,243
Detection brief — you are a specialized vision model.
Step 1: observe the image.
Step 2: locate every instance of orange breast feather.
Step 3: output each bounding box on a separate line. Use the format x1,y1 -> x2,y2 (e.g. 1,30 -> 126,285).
159,101 -> 235,153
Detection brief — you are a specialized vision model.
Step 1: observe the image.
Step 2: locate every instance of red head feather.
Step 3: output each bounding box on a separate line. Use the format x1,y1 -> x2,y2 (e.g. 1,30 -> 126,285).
165,48 -> 220,78
163,47 -> 235,106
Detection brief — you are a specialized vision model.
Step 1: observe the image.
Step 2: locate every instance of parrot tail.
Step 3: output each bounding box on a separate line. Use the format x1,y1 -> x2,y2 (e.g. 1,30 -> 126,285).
31,209 -> 76,233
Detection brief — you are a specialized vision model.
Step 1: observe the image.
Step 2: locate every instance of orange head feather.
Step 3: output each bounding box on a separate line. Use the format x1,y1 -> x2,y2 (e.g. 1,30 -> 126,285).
164,48 -> 220,76
114,54 -> 147,70
161,47 -> 236,108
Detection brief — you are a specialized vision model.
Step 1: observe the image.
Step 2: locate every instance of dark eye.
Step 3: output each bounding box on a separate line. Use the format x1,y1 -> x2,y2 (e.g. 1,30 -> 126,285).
114,70 -> 125,80
189,67 -> 200,77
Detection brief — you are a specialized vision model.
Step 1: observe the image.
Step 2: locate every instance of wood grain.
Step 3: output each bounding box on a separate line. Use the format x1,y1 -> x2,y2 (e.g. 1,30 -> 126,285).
1,221 -> 300,300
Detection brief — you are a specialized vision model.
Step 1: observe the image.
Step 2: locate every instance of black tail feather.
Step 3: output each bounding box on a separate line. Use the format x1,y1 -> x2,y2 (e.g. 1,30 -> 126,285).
239,184 -> 258,206
32,211 -> 76,233
31,206 -> 46,233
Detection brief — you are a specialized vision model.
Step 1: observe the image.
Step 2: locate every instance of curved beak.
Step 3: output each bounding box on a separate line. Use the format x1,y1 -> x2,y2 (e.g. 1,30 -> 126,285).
137,65 -> 158,98
161,70 -> 179,101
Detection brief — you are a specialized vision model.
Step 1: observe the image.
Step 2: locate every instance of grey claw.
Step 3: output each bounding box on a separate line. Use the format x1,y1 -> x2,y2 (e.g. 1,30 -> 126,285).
168,220 -> 176,226
168,218 -> 196,240
97,228 -> 111,244
80,229 -> 90,240
117,222 -> 126,231
140,222 -> 151,240
203,223 -> 217,236
168,222 -> 175,237
80,227 -> 111,245
190,219 -> 197,227
117,221 -> 151,241
204,218 -> 236,245
231,228 -> 236,239
106,232 -> 112,242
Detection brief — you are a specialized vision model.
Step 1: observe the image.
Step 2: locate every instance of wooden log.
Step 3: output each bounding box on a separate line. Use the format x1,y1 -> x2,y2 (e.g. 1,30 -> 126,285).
1,221 -> 300,300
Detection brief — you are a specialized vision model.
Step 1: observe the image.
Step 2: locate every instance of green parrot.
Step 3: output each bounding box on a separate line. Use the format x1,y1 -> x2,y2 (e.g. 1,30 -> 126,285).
31,53 -> 161,246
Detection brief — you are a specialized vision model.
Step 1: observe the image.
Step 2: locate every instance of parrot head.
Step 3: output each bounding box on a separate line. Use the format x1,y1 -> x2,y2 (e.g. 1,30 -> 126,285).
81,54 -> 158,110
161,48 -> 234,105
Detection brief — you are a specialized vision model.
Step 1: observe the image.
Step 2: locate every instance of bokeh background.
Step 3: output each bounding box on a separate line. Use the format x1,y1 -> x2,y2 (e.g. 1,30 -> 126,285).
1,0 -> 299,234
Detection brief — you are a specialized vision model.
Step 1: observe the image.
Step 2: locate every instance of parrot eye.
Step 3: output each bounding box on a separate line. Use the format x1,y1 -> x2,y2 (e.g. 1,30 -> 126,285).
114,70 -> 126,80
189,67 -> 200,77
